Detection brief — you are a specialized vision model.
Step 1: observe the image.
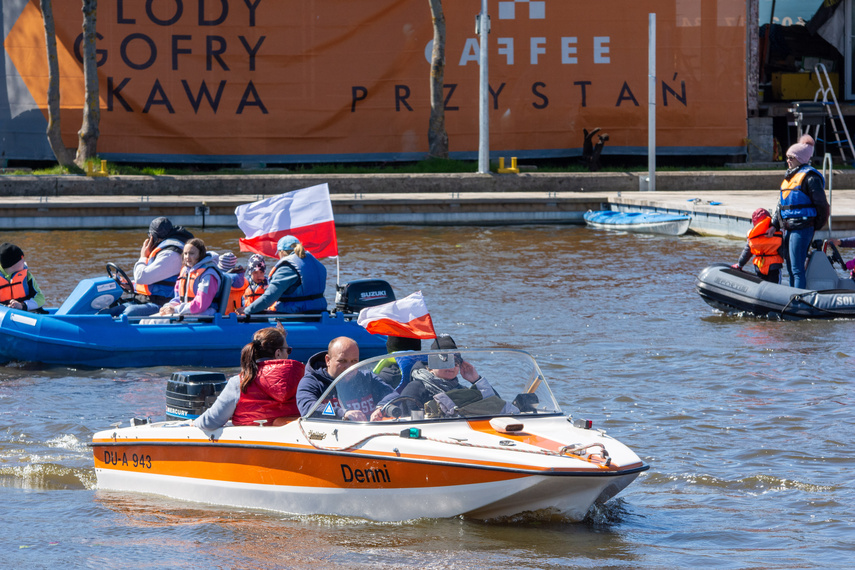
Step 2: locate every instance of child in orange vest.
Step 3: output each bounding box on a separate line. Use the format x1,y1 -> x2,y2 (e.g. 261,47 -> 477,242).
217,252 -> 246,315
0,242 -> 46,313
732,208 -> 784,284
242,254 -> 271,310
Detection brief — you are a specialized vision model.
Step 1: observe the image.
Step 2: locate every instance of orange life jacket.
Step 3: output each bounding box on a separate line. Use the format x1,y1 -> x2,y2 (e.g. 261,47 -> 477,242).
242,280 -> 277,311
134,241 -> 183,297
747,217 -> 784,275
175,266 -> 218,303
224,282 -> 246,315
243,280 -> 267,305
0,268 -> 28,303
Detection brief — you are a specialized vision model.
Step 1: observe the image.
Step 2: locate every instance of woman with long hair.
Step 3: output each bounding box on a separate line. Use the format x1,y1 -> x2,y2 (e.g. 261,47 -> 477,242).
240,235 -> 327,315
158,237 -> 222,317
231,324 -> 305,426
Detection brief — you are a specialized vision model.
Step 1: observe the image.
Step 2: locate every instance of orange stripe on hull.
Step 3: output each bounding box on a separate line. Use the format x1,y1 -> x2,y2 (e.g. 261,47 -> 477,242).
465,420 -> 643,471
92,442 -> 532,489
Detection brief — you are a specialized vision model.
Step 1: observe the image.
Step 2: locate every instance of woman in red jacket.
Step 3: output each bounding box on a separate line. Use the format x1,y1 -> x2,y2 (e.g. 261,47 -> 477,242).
232,325 -> 305,426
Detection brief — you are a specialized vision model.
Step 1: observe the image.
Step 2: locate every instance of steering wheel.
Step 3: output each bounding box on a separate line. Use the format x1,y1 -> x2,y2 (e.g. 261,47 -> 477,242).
823,241 -> 848,271
106,262 -> 134,294
381,396 -> 423,419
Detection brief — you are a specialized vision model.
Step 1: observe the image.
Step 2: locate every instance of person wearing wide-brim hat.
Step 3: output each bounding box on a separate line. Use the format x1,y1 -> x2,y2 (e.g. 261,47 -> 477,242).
770,135 -> 829,289
239,236 -> 327,316
0,242 -> 46,313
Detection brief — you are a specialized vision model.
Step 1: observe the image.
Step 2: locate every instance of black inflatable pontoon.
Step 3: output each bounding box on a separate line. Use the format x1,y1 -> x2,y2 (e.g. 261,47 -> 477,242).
696,243 -> 855,319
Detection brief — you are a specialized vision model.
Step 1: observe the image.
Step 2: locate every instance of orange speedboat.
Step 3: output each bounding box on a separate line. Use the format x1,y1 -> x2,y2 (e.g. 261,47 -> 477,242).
91,349 -> 648,521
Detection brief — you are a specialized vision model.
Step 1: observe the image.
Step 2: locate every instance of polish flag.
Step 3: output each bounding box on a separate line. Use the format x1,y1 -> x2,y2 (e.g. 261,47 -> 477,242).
235,184 -> 338,259
357,291 -> 438,339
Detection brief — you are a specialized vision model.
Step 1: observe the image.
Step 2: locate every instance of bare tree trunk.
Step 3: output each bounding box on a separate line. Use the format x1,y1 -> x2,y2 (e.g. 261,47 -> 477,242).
75,0 -> 100,167
40,0 -> 75,167
427,0 -> 448,159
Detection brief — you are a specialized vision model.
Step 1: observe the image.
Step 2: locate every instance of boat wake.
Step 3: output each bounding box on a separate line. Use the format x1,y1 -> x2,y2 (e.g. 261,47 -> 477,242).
473,498 -> 634,526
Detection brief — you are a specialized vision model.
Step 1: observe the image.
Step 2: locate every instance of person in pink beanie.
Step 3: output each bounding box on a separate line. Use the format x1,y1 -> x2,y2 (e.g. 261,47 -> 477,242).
770,135 -> 829,288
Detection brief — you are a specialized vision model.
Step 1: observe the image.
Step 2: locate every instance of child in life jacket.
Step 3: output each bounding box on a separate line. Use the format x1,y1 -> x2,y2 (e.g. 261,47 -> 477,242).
0,242 -> 46,313
217,251 -> 246,316
732,208 -> 784,284
242,254 -> 272,310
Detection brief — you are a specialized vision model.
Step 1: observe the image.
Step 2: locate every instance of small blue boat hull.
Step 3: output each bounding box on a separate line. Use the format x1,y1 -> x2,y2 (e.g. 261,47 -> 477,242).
0,309 -> 385,368
0,276 -> 386,368
584,210 -> 691,236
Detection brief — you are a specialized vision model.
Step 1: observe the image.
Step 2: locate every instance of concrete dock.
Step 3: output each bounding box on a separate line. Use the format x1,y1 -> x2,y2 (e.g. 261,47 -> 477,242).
2,170 -> 854,238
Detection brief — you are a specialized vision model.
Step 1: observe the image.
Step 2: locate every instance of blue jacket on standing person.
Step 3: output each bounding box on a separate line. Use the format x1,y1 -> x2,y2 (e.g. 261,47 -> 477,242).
771,135 -> 829,289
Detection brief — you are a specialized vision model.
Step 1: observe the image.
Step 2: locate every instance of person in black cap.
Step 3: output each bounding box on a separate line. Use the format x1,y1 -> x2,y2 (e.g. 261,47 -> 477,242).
0,242 -> 46,313
112,217 -> 194,317
388,334 -> 517,417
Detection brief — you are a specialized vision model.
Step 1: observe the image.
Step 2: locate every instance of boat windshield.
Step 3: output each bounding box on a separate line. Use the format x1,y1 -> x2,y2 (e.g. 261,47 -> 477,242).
303,348 -> 561,422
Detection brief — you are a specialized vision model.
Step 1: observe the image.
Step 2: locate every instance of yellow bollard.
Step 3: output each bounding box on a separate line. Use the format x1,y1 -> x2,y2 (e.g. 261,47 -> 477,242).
87,159 -> 109,177
497,156 -> 519,174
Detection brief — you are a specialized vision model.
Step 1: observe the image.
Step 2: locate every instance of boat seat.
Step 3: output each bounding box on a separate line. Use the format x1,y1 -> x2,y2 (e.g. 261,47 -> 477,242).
805,251 -> 855,291
215,270 -> 234,315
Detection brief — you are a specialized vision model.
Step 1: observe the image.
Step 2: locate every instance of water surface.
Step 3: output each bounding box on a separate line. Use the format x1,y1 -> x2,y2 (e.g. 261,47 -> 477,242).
1,225 -> 852,568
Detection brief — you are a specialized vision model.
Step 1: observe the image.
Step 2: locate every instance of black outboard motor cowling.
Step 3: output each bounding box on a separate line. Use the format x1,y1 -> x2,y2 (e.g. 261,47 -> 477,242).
335,279 -> 395,313
166,371 -> 228,421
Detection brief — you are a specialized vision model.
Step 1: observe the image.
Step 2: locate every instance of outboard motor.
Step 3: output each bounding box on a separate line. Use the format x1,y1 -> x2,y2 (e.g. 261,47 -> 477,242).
165,371 -> 228,421
334,279 -> 395,313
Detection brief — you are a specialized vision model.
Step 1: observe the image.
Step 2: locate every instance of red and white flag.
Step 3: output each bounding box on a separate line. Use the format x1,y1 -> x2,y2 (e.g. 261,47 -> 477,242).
356,291 -> 437,339
235,184 -> 338,258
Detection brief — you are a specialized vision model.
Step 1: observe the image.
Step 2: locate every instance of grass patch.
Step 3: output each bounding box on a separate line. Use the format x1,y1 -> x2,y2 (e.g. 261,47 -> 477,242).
3,155 -> 819,176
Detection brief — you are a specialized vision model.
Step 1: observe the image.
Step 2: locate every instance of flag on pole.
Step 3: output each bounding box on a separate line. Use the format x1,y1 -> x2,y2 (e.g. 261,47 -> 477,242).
235,183 -> 338,258
356,291 -> 437,339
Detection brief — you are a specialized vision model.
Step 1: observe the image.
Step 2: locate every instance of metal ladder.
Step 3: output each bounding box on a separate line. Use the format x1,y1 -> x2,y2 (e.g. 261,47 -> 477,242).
822,152 -> 833,235
812,63 -> 855,165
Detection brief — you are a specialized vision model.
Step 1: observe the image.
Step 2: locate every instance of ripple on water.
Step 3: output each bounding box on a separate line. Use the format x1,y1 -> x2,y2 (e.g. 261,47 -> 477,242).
0,462 -> 93,490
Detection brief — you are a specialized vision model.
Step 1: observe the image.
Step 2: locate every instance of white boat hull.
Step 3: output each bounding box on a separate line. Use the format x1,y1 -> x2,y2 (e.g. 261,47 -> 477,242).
95,468 -> 640,521
585,218 -> 691,236
92,416 -> 647,521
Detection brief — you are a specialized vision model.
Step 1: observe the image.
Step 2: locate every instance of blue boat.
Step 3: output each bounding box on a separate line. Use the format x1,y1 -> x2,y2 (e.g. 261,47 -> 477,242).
0,274 -> 390,368
583,210 -> 691,236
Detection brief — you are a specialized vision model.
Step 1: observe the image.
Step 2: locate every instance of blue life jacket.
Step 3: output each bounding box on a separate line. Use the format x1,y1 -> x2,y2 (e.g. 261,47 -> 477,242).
270,252 -> 327,314
780,166 -> 823,219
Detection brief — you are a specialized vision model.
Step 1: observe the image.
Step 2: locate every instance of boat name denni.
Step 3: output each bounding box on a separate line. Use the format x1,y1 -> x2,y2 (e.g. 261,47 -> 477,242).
341,464 -> 391,484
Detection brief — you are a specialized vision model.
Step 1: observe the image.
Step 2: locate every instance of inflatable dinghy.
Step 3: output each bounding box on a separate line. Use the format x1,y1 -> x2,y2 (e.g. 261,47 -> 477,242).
696,242 -> 855,319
